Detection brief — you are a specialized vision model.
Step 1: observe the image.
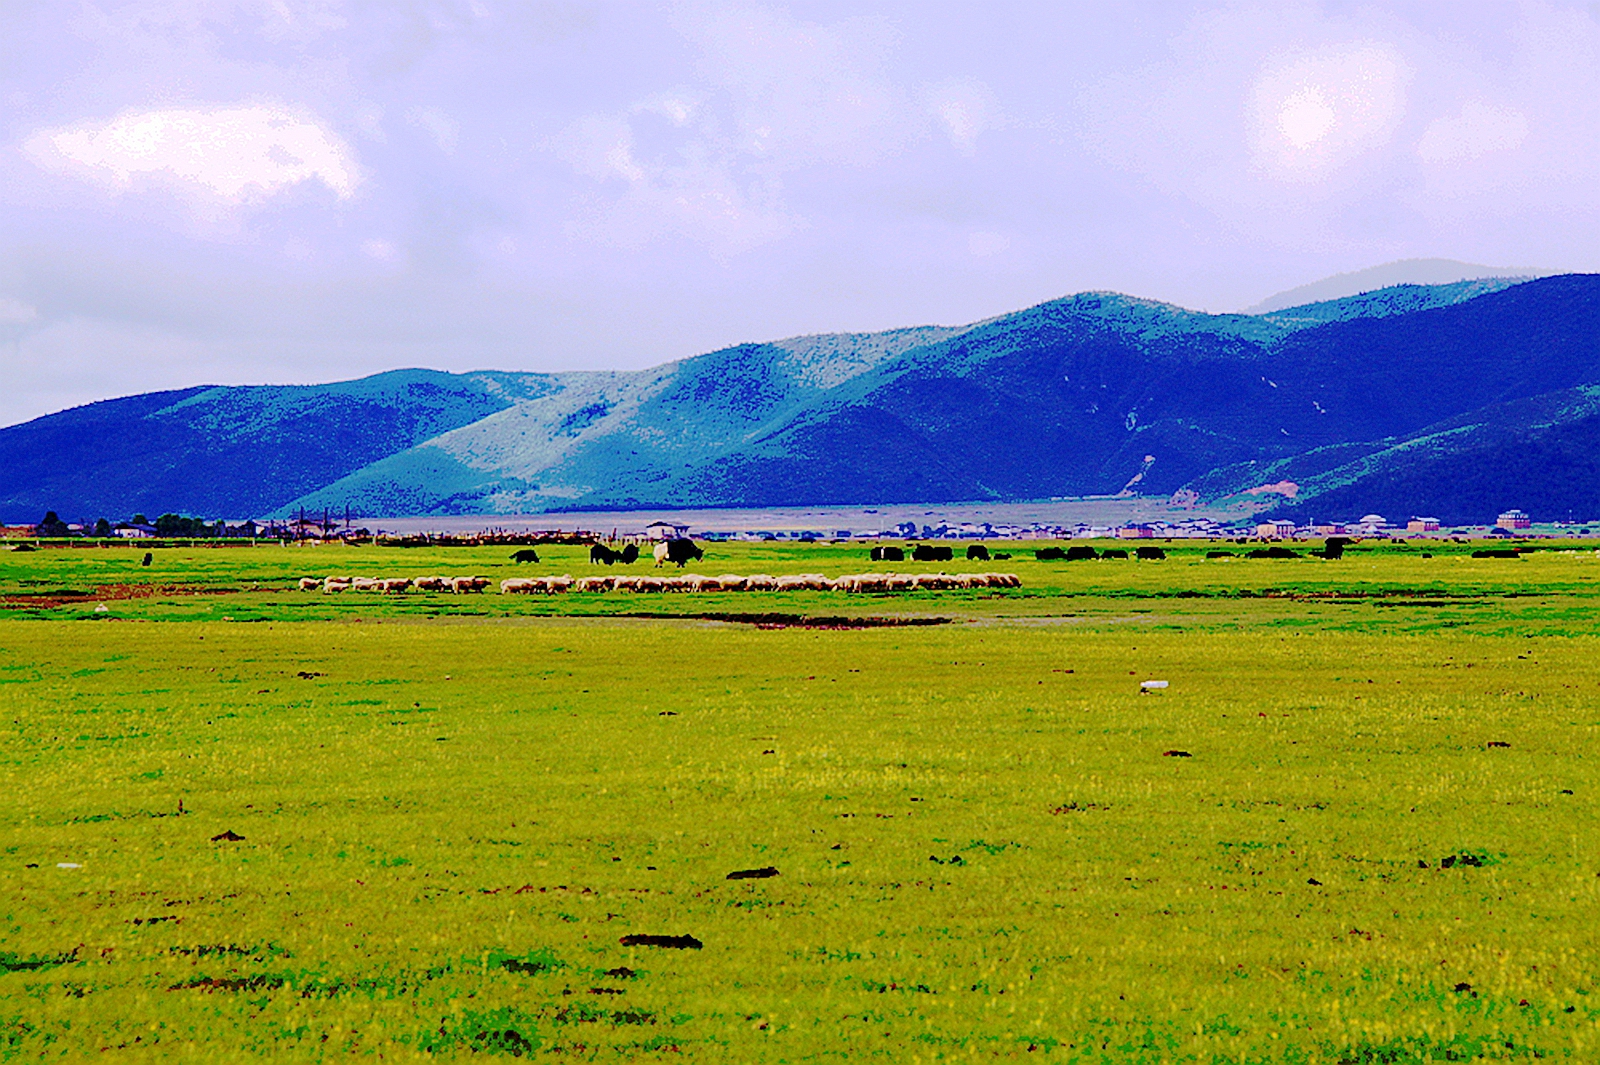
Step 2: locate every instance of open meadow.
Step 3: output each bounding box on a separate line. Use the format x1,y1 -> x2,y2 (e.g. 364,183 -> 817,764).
2,538 -> 1598,1061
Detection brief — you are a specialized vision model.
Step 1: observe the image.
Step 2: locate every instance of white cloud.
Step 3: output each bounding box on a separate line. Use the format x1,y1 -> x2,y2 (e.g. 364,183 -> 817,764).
554,111 -> 804,257
635,93 -> 698,127
24,104 -> 359,203
407,106 -> 459,153
926,77 -> 1001,156
548,7 -> 920,257
1417,101 -> 1528,163
553,114 -> 645,183
0,297 -> 39,326
686,7 -> 906,167
1248,43 -> 1408,179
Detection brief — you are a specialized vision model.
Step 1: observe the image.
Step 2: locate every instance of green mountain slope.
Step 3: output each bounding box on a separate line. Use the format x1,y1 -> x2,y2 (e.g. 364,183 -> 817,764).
6,275 -> 1598,525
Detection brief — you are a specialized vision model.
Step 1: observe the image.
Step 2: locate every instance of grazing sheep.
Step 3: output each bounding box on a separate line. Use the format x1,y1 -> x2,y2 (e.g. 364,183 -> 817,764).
574,576 -> 614,593
544,575 -> 574,594
452,576 -> 491,593
744,574 -> 778,591
298,577 -> 321,592
887,574 -> 916,591
413,576 -> 449,592
323,576 -> 353,593
376,577 -> 413,593
350,577 -> 380,592
716,574 -> 748,591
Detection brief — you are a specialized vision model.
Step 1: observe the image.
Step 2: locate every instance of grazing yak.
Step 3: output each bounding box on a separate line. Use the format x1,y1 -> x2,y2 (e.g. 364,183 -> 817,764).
966,544 -> 990,561
869,546 -> 905,562
1313,536 -> 1350,560
653,538 -> 704,567
590,543 -> 618,565
1136,546 -> 1166,560
511,549 -> 540,564
912,544 -> 954,562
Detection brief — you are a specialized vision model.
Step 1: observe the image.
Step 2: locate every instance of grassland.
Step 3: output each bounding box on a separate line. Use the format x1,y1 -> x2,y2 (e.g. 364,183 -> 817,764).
2,539 -> 1598,1061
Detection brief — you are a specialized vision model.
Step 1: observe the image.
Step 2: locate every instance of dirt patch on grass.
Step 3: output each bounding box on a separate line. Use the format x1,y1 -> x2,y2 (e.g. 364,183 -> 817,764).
0,583 -> 239,609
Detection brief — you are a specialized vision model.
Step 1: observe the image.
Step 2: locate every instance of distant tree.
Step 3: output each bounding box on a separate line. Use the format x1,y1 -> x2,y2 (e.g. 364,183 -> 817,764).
153,513 -> 218,537
35,511 -> 69,537
131,514 -> 149,526
93,518 -> 112,537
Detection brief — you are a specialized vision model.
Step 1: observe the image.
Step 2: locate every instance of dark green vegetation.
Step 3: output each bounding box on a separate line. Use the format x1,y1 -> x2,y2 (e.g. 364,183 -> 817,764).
8,274 -> 1600,523
2,540 -> 1598,1061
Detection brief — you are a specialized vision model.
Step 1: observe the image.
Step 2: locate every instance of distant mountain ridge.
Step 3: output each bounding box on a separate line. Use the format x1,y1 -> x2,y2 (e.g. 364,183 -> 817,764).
5,272 -> 1600,526
1244,259 -> 1554,314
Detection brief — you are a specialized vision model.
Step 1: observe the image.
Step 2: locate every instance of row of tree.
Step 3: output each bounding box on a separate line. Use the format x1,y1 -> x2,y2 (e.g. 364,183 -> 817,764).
28,511 -> 243,538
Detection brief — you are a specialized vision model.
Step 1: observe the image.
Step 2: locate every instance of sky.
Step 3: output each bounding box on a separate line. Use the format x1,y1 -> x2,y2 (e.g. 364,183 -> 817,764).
3,1 -> 1599,428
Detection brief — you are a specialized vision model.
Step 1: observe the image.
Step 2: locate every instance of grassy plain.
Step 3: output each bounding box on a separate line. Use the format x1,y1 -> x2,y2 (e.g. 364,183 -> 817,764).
1,539 -> 1598,1062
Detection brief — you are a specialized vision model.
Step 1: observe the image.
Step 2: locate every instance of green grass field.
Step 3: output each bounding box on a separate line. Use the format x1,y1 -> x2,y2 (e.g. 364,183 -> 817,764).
2,540 -> 1597,1061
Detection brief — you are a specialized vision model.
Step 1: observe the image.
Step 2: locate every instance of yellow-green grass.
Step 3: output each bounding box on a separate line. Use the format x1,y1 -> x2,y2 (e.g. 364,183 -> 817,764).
5,539 -> 1600,634
1,543 -> 1598,1061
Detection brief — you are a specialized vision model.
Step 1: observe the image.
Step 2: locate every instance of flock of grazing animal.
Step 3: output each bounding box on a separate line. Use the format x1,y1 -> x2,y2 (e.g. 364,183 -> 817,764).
501,572 -> 1021,594
295,571 -> 1020,595
295,538 -> 1026,596
298,575 -> 493,594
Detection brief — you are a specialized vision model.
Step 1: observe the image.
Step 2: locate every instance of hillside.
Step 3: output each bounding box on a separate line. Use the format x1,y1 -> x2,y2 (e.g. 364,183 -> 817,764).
3,274 -> 1599,524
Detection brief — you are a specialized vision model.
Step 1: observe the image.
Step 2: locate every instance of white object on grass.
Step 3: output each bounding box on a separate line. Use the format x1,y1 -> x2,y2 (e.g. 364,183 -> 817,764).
1140,680 -> 1169,689
56,862 -> 81,869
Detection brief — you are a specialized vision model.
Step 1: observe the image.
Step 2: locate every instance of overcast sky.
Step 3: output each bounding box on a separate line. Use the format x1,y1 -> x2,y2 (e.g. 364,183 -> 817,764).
3,1 -> 1599,428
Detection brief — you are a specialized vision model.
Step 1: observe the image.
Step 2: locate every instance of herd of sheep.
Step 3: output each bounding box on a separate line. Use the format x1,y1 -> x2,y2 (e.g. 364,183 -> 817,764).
296,572 -> 1021,595
300,575 -> 492,593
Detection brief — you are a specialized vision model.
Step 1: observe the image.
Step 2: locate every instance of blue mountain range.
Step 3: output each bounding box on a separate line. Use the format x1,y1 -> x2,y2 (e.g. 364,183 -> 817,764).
4,273 -> 1597,526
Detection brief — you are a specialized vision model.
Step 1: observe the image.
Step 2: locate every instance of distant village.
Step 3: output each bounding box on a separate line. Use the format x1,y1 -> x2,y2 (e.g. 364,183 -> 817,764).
0,506 -> 1577,545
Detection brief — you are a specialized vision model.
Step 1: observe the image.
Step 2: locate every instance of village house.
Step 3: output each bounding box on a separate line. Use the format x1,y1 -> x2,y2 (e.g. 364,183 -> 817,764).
1255,520 -> 1296,539
645,520 -> 690,540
